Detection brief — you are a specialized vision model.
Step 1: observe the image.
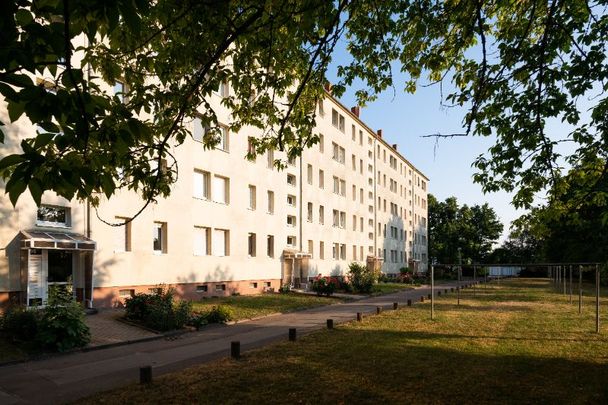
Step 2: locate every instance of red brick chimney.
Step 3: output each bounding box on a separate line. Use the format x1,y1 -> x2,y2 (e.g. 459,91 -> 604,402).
351,106 -> 360,117
377,129 -> 383,138
392,143 -> 398,150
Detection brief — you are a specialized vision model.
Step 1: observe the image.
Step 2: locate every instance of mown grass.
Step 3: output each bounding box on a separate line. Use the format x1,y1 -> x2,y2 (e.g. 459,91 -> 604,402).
370,282 -> 415,295
81,278 -> 608,404
190,292 -> 343,321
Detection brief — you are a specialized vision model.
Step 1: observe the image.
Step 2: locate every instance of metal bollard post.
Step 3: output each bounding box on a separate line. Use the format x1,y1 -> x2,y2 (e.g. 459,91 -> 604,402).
376,306 -> 382,315
289,328 -> 297,341
427,293 -> 432,300
393,302 -> 398,310
327,319 -> 334,329
357,312 -> 362,322
407,299 -> 412,307
140,366 -> 152,384
231,341 -> 240,359
420,296 -> 425,303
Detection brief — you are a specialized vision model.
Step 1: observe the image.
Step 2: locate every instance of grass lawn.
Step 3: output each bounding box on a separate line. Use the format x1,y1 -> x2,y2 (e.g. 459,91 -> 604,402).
82,279 -> 608,404
190,292 -> 342,321
370,282 -> 416,295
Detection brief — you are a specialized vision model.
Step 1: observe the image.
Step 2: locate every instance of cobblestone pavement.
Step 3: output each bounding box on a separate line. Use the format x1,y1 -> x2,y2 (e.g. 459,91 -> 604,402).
85,309 -> 157,347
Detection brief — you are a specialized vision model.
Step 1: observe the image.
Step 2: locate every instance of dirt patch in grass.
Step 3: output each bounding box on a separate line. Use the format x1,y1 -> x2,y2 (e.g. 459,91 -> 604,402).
81,279 -> 608,404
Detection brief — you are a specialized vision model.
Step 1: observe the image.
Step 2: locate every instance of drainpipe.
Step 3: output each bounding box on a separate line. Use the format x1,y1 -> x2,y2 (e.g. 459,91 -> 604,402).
298,153 -> 303,253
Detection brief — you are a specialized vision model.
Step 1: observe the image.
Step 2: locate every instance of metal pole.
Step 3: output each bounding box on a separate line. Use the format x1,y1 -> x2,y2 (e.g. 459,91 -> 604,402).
457,250 -> 462,306
563,265 -> 566,295
473,265 -> 476,297
578,265 -> 582,315
596,264 -> 600,334
431,264 -> 435,320
569,265 -> 572,304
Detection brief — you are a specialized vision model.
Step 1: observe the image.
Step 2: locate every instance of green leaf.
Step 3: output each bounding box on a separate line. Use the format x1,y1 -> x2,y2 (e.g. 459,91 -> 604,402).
7,101 -> 25,122
28,179 -> 43,206
0,154 -> 25,171
8,178 -> 27,206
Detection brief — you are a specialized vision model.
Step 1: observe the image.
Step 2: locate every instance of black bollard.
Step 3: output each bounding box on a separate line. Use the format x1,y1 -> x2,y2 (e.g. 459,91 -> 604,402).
231,341 -> 240,359
140,366 -> 152,384
289,328 -> 296,341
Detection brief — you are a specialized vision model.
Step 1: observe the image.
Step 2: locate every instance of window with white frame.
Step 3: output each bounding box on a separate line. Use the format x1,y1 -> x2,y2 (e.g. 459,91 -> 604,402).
267,190 -> 274,214
37,205 -> 70,227
307,164 -> 313,185
248,185 -> 256,210
332,243 -> 339,260
340,244 -> 346,260
333,176 -> 340,194
319,205 -> 324,224
318,99 -> 325,116
340,179 -> 346,196
287,215 -> 297,227
114,217 -> 131,252
216,125 -> 229,152
212,229 -> 229,256
319,134 -> 324,153
287,194 -> 296,207
193,226 -> 210,256
193,170 -> 210,200
332,210 -> 339,227
351,125 -> 356,141
267,149 -> 274,169
319,241 -> 325,259
319,170 -> 324,189
248,233 -> 256,257
192,117 -> 204,142
267,235 -> 274,258
307,202 -> 313,222
212,175 -> 229,204
308,240 -> 314,257
287,235 -> 296,247
153,222 -> 167,253
114,80 -> 127,103
287,173 -> 296,186
339,212 -> 346,229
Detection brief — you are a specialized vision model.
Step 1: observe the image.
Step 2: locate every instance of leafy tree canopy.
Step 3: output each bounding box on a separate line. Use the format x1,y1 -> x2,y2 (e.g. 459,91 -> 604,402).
1,0 -> 607,214
428,194 -> 503,264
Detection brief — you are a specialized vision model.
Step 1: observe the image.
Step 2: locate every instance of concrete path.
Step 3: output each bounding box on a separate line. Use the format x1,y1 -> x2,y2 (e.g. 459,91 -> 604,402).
86,309 -> 157,347
0,281 -> 477,404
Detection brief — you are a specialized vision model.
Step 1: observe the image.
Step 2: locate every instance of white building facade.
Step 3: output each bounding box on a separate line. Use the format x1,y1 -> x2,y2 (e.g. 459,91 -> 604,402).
0,79 -> 428,308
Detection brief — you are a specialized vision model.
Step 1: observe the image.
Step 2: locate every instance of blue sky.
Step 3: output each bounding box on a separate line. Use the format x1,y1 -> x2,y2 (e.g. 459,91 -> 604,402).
326,55 -> 524,242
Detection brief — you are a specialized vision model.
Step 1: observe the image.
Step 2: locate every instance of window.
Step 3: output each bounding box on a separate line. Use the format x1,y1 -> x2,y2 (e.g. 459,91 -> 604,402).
287,215 -> 297,227
332,109 -> 339,128
353,245 -> 357,260
319,205 -> 324,224
352,185 -> 357,201
308,240 -> 314,257
215,284 -> 226,292
352,154 -> 356,171
333,176 -> 340,194
339,115 -> 345,132
340,244 -> 346,260
340,179 -> 346,196
307,202 -> 313,222
267,191 -> 274,214
193,170 -> 210,200
193,226 -> 210,256
287,173 -> 296,186
114,80 -> 126,103
319,241 -> 325,259
360,159 -> 363,174
288,156 -> 296,166
332,143 -> 345,163
352,215 -> 357,231
119,289 -> 134,298
359,130 -> 363,146
360,246 -> 364,260
332,243 -> 339,260
247,137 -> 256,161
351,125 -> 356,141
339,212 -> 346,229
114,217 -> 131,252
250,282 -> 258,289
319,134 -> 324,153
248,233 -> 256,257
212,229 -> 229,256
333,210 -> 340,228
153,222 -> 167,253
307,164 -> 313,185
360,217 -> 364,232
37,205 -> 70,227
212,175 -> 229,204
216,125 -> 229,152
360,188 -> 364,203
192,117 -> 204,142
318,99 -> 325,116
267,235 -> 274,258
318,170 -> 324,189
217,80 -> 229,97
287,194 -> 296,206
248,185 -> 256,210
287,235 -> 296,247
267,149 -> 274,169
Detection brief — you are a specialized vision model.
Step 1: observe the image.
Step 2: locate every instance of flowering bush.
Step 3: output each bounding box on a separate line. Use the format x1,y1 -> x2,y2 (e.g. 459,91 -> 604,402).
311,276 -> 337,296
348,262 -> 378,293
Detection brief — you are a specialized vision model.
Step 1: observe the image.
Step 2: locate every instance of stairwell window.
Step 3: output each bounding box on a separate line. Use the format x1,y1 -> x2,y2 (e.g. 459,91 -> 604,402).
153,222 -> 167,254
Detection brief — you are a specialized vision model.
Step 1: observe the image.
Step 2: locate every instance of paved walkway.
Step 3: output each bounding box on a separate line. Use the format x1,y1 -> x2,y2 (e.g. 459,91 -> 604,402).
86,309 -> 157,347
0,281 -> 478,404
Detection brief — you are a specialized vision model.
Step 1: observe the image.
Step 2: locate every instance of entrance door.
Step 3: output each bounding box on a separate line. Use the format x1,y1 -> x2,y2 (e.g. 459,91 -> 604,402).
27,249 -> 47,307
47,251 -> 73,300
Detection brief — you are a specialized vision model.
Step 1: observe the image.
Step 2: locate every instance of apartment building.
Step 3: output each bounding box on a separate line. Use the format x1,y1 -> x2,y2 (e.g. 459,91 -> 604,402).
0,78 -> 428,309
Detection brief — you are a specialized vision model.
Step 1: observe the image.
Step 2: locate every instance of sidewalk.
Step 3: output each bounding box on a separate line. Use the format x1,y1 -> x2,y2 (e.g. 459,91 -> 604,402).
0,281 -> 476,404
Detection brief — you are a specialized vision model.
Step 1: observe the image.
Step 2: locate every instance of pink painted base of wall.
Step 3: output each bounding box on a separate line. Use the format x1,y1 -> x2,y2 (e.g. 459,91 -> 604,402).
93,279 -> 282,308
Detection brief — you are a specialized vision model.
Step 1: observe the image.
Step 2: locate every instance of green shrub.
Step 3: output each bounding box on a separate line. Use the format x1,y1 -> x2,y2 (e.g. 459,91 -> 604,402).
188,312 -> 209,330
1,305 -> 40,343
124,286 -> 193,331
348,262 -> 378,293
279,284 -> 291,294
37,287 -> 90,352
311,276 -> 337,296
204,305 -> 233,323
